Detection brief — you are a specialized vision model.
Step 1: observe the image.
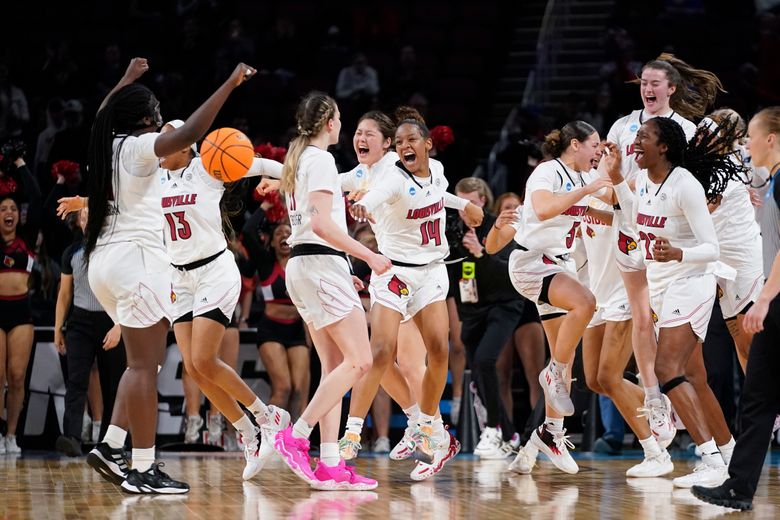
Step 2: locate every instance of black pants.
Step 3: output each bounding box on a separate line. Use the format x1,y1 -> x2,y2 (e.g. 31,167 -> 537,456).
461,300 -> 523,437
62,308 -> 127,441
726,296 -> 780,498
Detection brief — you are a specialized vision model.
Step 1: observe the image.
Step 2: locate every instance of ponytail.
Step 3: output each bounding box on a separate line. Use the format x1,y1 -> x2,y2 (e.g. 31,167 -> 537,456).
542,121 -> 596,158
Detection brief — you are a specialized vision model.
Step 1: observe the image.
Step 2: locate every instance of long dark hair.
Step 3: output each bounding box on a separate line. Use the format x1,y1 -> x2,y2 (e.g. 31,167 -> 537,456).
650,116 -> 748,203
85,84 -> 158,260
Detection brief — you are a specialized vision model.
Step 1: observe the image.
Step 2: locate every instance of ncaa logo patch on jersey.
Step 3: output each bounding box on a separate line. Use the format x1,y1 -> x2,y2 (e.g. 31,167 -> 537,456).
565,182 -> 572,192
630,124 -> 638,132
639,187 -> 645,196
356,168 -> 364,178
409,186 -> 416,196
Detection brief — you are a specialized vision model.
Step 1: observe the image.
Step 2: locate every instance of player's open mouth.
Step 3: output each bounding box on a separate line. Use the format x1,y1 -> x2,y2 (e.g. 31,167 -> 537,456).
402,152 -> 417,164
3,216 -> 13,226
357,146 -> 370,158
644,95 -> 657,106
634,148 -> 644,163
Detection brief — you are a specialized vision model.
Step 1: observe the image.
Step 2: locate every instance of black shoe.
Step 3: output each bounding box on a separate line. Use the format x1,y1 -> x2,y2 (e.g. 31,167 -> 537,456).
56,435 -> 82,457
691,484 -> 753,511
120,463 -> 190,494
87,442 -> 129,485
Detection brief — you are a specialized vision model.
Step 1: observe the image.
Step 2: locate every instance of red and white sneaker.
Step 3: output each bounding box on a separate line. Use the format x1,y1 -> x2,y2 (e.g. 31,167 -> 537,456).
410,431 -> 461,481
274,426 -> 316,484
638,395 -> 677,449
311,459 -> 378,491
389,426 -> 415,461
529,424 -> 578,474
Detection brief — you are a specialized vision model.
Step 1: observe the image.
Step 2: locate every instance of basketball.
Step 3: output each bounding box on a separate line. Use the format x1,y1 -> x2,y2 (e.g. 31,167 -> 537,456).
200,128 -> 254,182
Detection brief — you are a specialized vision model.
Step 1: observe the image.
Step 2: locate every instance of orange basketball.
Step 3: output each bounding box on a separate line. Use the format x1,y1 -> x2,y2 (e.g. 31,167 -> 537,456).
200,128 -> 254,182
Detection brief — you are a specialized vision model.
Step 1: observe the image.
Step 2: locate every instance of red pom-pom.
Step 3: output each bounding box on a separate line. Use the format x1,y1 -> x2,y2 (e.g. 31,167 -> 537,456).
51,160 -> 81,184
0,175 -> 18,197
430,125 -> 455,152
254,143 -> 288,163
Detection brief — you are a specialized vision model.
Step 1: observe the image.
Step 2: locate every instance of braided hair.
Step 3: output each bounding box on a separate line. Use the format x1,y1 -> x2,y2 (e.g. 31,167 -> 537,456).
649,116 -> 748,203
394,106 -> 429,137
85,83 -> 159,261
280,91 -> 337,194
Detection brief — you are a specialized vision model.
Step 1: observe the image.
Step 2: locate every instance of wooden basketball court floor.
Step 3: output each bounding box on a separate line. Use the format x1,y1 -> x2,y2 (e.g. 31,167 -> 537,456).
2,450 -> 780,519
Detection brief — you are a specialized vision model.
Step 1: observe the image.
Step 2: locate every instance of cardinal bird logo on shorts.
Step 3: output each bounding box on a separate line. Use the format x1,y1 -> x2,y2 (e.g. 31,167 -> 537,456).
651,307 -> 658,323
542,255 -> 556,265
388,275 -> 410,297
586,226 -> 595,238
170,284 -> 177,304
617,231 -> 638,254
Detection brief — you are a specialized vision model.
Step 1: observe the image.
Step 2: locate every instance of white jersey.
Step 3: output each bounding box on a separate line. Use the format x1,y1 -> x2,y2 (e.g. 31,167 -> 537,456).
513,159 -> 588,256
580,170 -> 627,306
633,166 -> 719,297
96,133 -> 166,252
286,146 -> 348,248
356,159 -> 450,264
607,109 -> 696,183
710,178 -> 762,273
161,157 -> 278,265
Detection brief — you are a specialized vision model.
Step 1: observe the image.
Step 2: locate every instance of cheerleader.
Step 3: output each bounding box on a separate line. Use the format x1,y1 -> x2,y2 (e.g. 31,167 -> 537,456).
487,121 -> 609,474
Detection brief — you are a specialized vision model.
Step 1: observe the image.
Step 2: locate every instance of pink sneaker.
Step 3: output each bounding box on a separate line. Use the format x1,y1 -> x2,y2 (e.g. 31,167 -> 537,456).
274,426 -> 316,484
312,459 -> 378,491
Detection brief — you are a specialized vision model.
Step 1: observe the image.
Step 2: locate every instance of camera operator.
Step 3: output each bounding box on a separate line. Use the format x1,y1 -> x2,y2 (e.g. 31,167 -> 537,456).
447,177 -> 525,458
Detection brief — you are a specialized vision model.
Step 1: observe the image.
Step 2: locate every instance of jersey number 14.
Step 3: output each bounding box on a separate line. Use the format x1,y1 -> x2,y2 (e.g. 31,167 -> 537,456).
420,220 -> 442,246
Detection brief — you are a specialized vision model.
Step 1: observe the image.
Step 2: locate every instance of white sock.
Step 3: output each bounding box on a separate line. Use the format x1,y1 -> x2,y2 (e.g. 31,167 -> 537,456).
320,442 -> 340,467
132,447 -> 155,473
292,418 -> 313,439
718,436 -> 736,465
247,398 -> 268,418
638,436 -> 662,457
417,412 -> 435,429
699,439 -> 726,467
403,404 -> 420,421
232,414 -> 256,441
644,384 -> 663,402
545,417 -> 564,433
103,425 -> 127,450
433,416 -> 446,437
345,416 -> 364,437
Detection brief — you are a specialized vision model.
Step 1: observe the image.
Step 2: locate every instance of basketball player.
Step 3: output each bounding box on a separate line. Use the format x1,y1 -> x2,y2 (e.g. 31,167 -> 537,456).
341,108 -> 483,479
580,146 -> 673,477
272,91 -> 390,491
605,54 -> 724,446
486,121 -> 609,474
604,116 -> 747,488
80,58 -> 255,494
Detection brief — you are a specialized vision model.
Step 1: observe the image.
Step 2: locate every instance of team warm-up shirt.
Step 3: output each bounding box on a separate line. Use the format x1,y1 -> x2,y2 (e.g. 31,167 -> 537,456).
513,159 -> 589,256
356,160 -> 450,264
580,170 -> 626,306
96,133 -> 167,251
607,109 -> 696,183
286,146 -> 348,248
162,157 -> 281,265
632,166 -> 719,297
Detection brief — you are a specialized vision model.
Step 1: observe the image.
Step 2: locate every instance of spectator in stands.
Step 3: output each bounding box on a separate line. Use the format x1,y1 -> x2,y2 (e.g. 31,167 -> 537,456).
48,100 -> 88,180
34,98 -> 66,186
336,52 -> 380,128
54,208 -> 126,456
0,65 -> 30,141
0,150 -> 40,454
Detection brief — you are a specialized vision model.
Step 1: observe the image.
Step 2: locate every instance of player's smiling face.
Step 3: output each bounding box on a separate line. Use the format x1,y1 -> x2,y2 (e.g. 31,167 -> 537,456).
395,123 -> 432,175
353,118 -> 391,166
640,67 -> 675,115
633,121 -> 666,169
571,131 -> 601,172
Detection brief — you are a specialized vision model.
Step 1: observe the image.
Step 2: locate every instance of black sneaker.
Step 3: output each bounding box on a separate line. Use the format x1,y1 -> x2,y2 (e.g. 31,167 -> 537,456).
87,442 -> 129,485
691,484 -> 753,511
120,463 -> 190,494
56,435 -> 83,457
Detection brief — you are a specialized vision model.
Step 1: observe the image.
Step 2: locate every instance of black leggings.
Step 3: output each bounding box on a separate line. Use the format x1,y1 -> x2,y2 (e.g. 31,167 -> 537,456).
461,300 -> 524,436
62,308 -> 127,441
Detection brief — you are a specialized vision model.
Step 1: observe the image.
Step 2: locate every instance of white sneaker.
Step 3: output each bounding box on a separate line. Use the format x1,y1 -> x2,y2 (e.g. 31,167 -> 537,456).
255,405 -> 290,465
257,405 -> 291,433
508,444 -> 538,474
207,412 -> 224,446
184,415 -> 204,444
672,462 -> 728,488
626,451 -> 674,478
0,433 -> 6,455
5,435 -> 21,454
538,365 -> 574,416
638,395 -> 677,449
389,426 -> 415,460
242,427 -> 265,480
372,436 -> 390,454
410,431 -> 460,481
474,427 -> 505,459
529,425 -> 578,474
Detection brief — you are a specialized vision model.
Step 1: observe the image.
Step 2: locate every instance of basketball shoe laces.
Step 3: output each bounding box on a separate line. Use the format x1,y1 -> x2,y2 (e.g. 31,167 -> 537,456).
551,429 -> 575,453
636,402 -> 669,432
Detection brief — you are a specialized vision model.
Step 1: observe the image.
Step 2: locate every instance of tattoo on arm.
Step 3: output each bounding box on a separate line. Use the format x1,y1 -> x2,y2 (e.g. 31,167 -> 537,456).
309,206 -> 320,215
